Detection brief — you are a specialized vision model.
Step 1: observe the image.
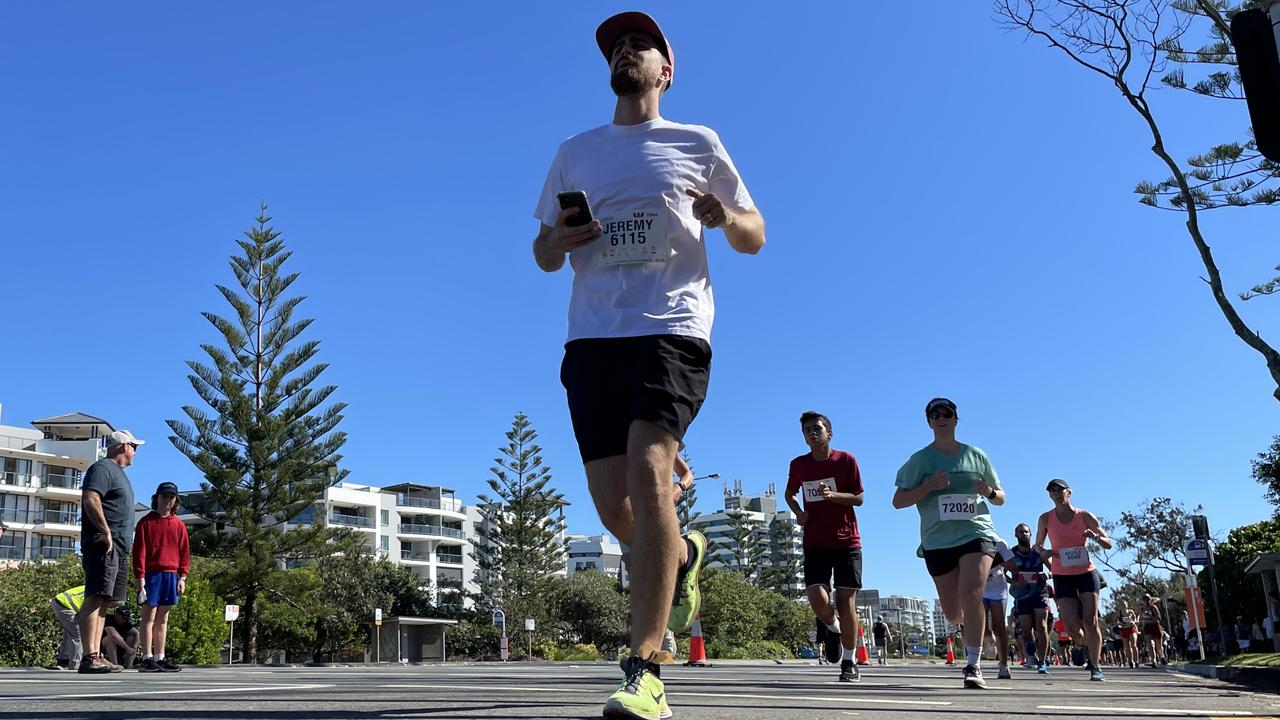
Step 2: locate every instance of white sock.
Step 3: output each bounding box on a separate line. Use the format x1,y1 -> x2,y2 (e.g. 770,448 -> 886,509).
842,647 -> 854,661
966,646 -> 980,667
826,619 -> 841,633
143,654 -> 154,660
156,653 -> 164,661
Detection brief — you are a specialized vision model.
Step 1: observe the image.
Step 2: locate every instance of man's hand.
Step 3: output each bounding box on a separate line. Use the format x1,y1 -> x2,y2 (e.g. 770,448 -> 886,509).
546,207 -> 601,254
686,189 -> 734,229
98,529 -> 113,556
923,470 -> 951,493
795,510 -> 809,526
819,482 -> 834,501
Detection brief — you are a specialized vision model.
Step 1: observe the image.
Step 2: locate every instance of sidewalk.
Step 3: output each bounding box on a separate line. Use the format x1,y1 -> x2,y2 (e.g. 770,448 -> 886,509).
1178,654 -> 1280,693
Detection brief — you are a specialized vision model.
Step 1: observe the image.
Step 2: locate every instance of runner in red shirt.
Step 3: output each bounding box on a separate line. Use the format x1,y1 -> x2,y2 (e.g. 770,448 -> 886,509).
784,411 -> 864,683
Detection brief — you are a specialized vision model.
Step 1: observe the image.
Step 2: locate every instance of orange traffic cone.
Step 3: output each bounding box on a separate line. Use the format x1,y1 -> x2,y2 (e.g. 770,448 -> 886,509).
685,613 -> 711,667
945,636 -> 956,666
855,627 -> 869,665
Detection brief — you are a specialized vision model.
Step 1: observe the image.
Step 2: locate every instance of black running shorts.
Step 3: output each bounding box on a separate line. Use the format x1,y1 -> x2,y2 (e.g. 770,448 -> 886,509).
1052,571 -> 1101,600
83,541 -> 128,603
803,547 -> 863,590
561,335 -> 711,463
923,538 -> 997,578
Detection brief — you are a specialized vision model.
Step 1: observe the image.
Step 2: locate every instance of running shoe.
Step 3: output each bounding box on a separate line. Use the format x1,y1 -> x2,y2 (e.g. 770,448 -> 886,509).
667,531 -> 706,634
1037,661 -> 1049,674
962,664 -> 986,689
158,658 -> 182,672
997,664 -> 1012,680
604,656 -> 671,720
78,654 -> 118,674
137,657 -> 161,672
823,622 -> 843,664
839,659 -> 860,682
1089,665 -> 1105,682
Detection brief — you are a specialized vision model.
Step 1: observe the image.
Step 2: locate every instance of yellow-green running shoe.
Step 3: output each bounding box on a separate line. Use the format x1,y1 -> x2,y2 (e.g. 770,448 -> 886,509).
603,656 -> 672,719
667,530 -> 706,634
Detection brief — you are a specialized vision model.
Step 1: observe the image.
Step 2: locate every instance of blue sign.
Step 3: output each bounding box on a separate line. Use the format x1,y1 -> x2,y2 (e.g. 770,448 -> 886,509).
911,644 -> 931,655
492,610 -> 506,628
1185,539 -> 1211,566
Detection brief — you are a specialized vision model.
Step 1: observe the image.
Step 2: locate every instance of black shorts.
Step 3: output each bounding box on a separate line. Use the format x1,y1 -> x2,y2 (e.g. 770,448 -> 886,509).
923,538 -> 997,577
83,541 -> 128,603
803,547 -> 863,590
561,335 -> 711,463
1052,571 -> 1100,600
1014,594 -> 1049,616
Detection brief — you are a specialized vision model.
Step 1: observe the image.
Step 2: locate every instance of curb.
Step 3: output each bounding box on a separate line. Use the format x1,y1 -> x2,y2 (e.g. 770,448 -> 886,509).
1180,663 -> 1280,693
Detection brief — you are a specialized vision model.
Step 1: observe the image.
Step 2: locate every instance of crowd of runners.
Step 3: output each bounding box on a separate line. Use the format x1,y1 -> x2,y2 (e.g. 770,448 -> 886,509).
532,11 -> 1182,719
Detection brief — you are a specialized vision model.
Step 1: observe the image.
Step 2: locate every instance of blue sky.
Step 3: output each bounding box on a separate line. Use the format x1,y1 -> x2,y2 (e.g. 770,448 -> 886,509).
1,2 -> 1276,603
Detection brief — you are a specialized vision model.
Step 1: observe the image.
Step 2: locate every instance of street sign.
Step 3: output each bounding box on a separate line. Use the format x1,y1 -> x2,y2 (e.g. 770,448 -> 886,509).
525,618 -> 535,632
492,610 -> 505,628
1185,539 -> 1211,566
1185,587 -> 1208,630
375,607 -> 383,625
225,604 -> 240,622
911,644 -> 931,655
1192,515 -> 1211,541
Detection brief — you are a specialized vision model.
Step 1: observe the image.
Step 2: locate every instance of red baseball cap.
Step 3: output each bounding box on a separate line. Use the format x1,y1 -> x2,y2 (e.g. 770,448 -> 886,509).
595,11 -> 675,91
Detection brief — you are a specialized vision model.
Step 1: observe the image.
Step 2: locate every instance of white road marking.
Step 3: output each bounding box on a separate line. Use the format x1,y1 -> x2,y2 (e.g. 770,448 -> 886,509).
6,683 -> 333,701
1036,705 -> 1254,716
380,684 -> 952,707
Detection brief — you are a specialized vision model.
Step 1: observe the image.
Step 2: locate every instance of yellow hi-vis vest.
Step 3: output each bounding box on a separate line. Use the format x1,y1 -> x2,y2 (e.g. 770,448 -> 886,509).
56,585 -> 85,612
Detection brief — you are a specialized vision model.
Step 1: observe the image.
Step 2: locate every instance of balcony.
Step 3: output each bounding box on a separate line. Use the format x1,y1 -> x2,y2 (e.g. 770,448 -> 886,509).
397,523 -> 464,539
400,549 -> 432,563
328,512 -> 374,529
437,577 -> 464,591
32,546 -> 76,560
0,546 -> 25,561
36,509 -> 80,526
0,472 -> 32,488
436,551 -> 464,565
0,508 -> 30,524
41,472 -> 81,491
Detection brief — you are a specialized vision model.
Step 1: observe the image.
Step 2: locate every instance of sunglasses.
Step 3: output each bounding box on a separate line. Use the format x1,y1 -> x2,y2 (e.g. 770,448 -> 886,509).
928,409 -> 955,419
127,443 -> 140,450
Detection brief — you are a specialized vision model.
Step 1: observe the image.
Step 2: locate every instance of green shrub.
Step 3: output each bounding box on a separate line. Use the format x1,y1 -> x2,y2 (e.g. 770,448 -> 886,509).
0,556 -> 85,667
164,570 -> 226,665
557,643 -> 601,661
448,620 -> 501,659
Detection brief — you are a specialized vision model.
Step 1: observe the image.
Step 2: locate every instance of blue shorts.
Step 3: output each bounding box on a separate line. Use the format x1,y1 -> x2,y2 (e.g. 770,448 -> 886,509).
144,571 -> 180,607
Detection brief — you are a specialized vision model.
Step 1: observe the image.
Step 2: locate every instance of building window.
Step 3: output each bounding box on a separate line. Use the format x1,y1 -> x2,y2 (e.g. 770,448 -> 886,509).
381,509 -> 389,526
0,530 -> 25,560
0,494 -> 29,523
380,535 -> 389,552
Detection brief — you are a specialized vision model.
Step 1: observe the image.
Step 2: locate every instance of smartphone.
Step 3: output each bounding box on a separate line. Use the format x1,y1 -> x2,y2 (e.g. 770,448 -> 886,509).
557,190 -> 594,227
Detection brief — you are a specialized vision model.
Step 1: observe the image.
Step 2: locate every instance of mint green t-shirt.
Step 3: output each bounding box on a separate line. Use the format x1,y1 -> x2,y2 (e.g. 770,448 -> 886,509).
895,443 -> 1002,551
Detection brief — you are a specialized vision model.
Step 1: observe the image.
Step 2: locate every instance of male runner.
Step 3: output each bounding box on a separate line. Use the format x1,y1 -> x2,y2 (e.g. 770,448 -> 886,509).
784,411 -> 865,683
893,397 -> 1005,689
982,538 -> 1015,679
533,11 -> 765,719
1007,522 -> 1052,673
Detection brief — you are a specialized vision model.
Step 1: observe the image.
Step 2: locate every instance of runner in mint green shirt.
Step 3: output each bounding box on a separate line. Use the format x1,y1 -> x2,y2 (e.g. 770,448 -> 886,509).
893,397 -> 1006,689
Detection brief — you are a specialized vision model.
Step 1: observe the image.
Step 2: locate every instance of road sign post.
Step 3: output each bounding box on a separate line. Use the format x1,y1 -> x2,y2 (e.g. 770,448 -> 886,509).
225,604 -> 240,665
375,608 -> 383,663
525,618 -> 535,660
493,610 -> 507,661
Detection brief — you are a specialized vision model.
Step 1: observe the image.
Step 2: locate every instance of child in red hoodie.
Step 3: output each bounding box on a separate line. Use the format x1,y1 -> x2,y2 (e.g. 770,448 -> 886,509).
132,481 -> 190,672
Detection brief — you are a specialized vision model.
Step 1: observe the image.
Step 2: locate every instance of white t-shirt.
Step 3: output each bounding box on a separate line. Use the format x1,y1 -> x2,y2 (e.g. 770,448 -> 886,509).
535,117 -> 755,343
984,539 -> 1013,601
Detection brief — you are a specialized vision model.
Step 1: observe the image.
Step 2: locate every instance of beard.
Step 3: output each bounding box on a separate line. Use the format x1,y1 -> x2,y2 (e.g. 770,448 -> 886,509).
610,63 -> 662,97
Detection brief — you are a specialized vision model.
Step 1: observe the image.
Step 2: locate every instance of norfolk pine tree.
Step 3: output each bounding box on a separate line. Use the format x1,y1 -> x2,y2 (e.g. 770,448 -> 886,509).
471,413 -> 568,626
997,0 -> 1280,399
168,204 -> 348,663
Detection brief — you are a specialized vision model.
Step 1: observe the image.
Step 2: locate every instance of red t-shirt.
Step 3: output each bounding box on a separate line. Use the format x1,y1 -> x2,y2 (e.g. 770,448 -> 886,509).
132,511 -> 191,578
785,449 -> 862,549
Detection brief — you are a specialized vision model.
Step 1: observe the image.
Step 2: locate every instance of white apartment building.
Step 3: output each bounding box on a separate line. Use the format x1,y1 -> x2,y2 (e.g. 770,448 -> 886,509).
932,599 -> 958,643
179,481 -> 469,605
464,502 -> 569,601
0,411 -> 116,564
881,595 -> 933,644
566,533 -> 625,579
690,482 -> 804,593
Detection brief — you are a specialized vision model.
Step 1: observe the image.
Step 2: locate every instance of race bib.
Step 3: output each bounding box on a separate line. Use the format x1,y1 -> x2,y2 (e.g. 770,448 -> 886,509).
937,494 -> 978,521
802,479 -> 832,504
598,211 -> 670,267
1018,571 -> 1040,585
1059,546 -> 1089,568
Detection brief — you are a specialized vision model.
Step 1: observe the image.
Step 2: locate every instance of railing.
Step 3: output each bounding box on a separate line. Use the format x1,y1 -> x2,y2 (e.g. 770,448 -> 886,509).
400,549 -> 433,562
0,508 -> 29,524
32,546 -> 76,560
0,472 -> 32,487
36,509 -> 80,525
397,523 -> 463,539
0,546 -> 25,560
42,472 -> 81,490
436,552 -> 464,565
328,513 -> 374,528
437,578 -> 464,591
0,434 -> 35,451
396,495 -> 442,509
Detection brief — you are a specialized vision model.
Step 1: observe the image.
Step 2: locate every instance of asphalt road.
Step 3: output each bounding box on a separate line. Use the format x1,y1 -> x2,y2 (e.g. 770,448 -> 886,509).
1,659 -> 1277,719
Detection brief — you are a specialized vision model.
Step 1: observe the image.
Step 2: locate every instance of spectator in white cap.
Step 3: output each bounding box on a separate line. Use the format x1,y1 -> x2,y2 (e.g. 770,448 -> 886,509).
77,429 -> 142,673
